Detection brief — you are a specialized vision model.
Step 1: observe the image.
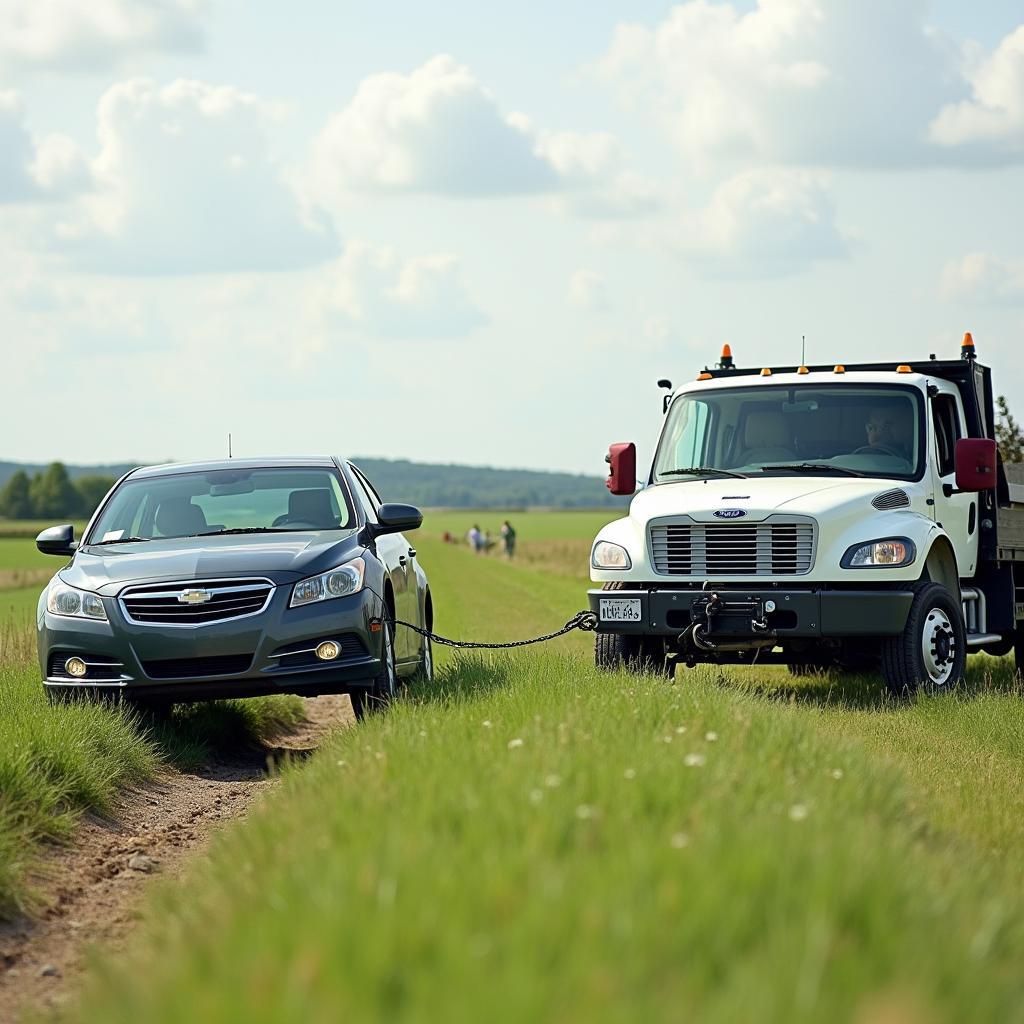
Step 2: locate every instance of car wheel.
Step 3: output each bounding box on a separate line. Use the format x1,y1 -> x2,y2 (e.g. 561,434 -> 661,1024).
880,581 -> 966,697
351,619 -> 398,721
415,635 -> 434,684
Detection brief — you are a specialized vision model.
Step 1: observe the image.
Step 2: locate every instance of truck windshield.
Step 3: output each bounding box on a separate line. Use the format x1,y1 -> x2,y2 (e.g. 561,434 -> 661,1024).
652,384 -> 924,484
86,467 -> 354,543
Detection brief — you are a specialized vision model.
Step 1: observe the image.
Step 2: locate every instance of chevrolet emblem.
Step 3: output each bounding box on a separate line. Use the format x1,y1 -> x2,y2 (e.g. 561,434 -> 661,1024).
178,588 -> 212,605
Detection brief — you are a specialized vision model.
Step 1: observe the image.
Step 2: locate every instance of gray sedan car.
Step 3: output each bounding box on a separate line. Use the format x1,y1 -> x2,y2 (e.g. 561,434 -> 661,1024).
35,457 -> 433,719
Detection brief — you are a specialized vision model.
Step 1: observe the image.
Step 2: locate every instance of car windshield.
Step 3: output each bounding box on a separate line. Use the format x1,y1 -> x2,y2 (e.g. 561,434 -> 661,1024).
652,384 -> 924,484
87,467 -> 354,543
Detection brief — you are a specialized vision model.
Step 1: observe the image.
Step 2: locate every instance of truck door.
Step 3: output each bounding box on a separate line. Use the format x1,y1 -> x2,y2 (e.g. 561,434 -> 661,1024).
930,390 -> 979,579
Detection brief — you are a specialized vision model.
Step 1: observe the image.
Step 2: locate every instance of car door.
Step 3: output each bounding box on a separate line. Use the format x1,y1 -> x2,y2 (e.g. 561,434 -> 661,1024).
930,388 -> 979,579
348,464 -> 418,663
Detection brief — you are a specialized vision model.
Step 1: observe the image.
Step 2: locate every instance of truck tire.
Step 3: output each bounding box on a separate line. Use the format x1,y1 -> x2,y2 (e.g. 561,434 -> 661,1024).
880,581 -> 965,696
350,619 -> 397,721
594,632 -> 669,674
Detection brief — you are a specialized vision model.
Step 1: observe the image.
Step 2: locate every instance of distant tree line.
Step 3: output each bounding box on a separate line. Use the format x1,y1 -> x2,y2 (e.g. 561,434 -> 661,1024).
0,463 -> 115,521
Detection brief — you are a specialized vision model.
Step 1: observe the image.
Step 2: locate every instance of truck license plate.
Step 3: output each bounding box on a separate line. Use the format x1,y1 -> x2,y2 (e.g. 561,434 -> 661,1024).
600,598 -> 642,622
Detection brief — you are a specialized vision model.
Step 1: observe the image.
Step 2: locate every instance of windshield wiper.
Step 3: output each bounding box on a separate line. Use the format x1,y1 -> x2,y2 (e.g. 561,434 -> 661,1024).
89,535 -> 152,546
189,527 -> 294,537
760,463 -> 865,478
661,466 -> 748,480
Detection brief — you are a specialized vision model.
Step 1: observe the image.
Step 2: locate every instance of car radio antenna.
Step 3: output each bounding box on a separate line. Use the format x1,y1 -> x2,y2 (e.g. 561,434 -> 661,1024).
801,334 -> 806,365
228,433 -> 232,459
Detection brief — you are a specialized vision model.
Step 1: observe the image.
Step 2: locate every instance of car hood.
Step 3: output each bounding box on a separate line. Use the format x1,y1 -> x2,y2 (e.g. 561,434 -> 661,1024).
62,530 -> 363,596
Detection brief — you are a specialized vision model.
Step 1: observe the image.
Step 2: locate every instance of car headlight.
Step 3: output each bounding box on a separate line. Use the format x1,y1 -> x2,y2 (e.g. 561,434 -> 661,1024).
290,557 -> 366,608
592,541 -> 631,569
46,582 -> 107,620
841,538 -> 916,568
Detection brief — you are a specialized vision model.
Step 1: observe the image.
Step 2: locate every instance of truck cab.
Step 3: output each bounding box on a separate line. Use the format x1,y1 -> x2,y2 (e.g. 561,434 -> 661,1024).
589,336 -> 1024,694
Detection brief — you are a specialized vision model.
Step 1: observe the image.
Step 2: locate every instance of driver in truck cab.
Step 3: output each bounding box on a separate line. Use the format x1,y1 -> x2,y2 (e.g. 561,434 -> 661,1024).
863,404 -> 912,460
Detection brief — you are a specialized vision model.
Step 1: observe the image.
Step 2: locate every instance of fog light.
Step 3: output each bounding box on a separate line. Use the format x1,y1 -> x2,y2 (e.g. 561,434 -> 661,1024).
315,640 -> 341,661
65,657 -> 87,678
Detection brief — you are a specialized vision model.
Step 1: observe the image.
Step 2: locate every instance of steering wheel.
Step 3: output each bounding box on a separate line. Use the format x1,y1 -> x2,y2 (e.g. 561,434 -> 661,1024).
853,444 -> 903,458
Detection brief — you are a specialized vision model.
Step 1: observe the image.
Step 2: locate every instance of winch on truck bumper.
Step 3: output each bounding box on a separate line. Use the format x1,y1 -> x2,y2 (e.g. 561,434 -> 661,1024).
587,587 -> 915,642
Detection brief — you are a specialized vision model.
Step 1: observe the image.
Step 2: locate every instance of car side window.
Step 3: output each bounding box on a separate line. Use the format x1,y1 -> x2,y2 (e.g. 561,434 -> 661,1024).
347,465 -> 378,524
931,394 -> 961,477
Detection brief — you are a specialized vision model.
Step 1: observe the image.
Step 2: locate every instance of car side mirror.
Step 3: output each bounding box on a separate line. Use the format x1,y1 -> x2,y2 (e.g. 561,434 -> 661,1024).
606,443 -> 637,496
37,524 -> 77,557
374,503 -> 423,536
954,437 -> 998,492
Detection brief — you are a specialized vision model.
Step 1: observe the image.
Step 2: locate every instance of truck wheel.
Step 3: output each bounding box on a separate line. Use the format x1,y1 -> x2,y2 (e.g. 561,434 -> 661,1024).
880,582 -> 965,696
351,620 -> 397,721
594,633 -> 669,675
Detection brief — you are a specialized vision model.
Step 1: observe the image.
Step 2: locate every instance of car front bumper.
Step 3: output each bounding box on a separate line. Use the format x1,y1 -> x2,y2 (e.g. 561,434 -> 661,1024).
588,586 -> 915,640
39,586 -> 386,700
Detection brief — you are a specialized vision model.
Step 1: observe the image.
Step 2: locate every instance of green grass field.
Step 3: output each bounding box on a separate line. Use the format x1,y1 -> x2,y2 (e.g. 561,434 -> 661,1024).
39,511 -> 1024,1023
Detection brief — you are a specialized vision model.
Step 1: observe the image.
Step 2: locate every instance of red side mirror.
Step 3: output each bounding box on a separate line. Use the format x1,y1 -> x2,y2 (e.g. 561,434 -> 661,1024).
954,437 -> 997,492
606,443 -> 637,495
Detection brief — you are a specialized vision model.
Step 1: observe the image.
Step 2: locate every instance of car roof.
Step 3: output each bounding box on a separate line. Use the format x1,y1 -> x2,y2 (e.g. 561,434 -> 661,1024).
129,456 -> 343,479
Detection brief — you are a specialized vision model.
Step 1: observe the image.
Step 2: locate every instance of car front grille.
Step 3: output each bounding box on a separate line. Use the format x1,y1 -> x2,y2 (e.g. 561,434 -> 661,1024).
120,579 -> 274,626
650,519 -> 815,576
141,653 -> 254,679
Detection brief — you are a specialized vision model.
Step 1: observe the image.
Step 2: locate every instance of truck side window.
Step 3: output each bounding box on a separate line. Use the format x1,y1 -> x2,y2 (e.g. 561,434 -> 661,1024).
931,394 -> 961,477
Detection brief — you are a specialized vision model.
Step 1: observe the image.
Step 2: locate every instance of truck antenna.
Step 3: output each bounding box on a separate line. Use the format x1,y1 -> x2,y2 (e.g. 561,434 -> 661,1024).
228,433 -> 232,459
801,335 -> 806,365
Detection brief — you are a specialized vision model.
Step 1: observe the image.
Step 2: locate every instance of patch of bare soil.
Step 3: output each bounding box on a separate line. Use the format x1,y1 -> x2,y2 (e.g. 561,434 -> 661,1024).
0,694 -> 353,1022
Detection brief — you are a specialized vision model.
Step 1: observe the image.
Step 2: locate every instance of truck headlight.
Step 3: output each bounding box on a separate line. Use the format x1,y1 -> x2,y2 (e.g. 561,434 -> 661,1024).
290,557 -> 365,607
46,582 -> 107,620
841,538 -> 916,568
592,541 -> 631,569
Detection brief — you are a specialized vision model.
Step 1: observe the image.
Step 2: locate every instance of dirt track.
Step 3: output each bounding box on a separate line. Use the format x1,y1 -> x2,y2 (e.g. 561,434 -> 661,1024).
0,695 -> 353,1022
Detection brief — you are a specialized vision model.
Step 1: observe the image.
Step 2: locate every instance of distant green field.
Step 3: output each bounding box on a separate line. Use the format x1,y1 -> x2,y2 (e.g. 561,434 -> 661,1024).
63,511 -> 1024,1024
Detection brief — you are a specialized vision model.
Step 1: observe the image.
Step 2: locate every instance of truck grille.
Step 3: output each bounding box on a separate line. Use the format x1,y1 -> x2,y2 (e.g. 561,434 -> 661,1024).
120,579 -> 274,625
650,519 -> 815,576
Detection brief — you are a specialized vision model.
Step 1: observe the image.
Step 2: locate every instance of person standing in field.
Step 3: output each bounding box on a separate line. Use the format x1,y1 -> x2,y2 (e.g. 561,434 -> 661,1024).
468,524 -> 482,553
501,520 -> 516,559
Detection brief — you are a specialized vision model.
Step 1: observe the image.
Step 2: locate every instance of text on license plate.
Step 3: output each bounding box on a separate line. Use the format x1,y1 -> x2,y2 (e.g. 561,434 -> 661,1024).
600,598 -> 642,622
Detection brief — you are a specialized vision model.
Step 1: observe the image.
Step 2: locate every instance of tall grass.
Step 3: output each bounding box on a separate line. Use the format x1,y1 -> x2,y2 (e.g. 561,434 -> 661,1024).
0,616 -> 306,917
66,653 -> 1024,1023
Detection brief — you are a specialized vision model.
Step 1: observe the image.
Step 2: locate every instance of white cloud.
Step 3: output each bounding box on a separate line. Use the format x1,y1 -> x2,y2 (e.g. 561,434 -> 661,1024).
567,269 -> 609,311
941,252 -> 1024,304
931,27 -> 1024,158
693,169 -> 847,270
313,241 -> 486,342
58,79 -> 336,274
0,0 -> 210,72
598,0 -> 1023,169
308,55 -> 641,207
0,91 -> 91,201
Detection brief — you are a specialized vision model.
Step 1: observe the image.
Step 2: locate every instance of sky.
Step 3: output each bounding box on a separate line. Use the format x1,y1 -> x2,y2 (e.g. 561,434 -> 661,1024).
1,0 -> 1023,476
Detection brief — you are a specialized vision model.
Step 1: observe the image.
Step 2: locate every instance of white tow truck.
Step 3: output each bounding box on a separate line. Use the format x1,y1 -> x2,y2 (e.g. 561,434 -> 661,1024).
588,335 -> 1024,693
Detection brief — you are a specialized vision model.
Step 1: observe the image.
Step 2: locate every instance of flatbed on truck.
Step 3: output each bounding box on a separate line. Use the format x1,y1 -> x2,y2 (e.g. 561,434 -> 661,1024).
588,334 -> 1024,692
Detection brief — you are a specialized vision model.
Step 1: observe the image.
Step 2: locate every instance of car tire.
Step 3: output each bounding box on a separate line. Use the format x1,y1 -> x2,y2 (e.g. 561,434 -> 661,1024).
350,619 -> 398,721
415,635 -> 434,684
880,581 -> 966,697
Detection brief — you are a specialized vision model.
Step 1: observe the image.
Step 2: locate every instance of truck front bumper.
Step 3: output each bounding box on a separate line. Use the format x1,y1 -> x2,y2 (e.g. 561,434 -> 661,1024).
588,587 -> 915,639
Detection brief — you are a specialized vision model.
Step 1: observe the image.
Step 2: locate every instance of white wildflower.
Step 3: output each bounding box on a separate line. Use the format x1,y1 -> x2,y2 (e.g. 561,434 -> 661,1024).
575,804 -> 597,820
831,768 -> 843,780
482,720 -> 492,729
788,804 -> 809,822
705,731 -> 718,742
623,768 -> 637,780
684,753 -> 706,768
544,774 -> 562,788
529,789 -> 544,804
507,737 -> 524,750
670,832 -> 690,849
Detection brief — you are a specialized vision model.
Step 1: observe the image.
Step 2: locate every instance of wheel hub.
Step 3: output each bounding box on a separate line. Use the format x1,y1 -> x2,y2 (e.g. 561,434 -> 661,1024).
922,608 -> 956,686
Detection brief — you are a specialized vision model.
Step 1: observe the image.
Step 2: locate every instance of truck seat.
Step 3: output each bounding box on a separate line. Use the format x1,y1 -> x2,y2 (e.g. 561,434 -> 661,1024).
738,411 -> 796,465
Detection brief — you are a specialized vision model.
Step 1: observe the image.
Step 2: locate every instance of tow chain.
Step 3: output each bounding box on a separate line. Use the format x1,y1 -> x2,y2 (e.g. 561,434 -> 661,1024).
387,610 -> 598,650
